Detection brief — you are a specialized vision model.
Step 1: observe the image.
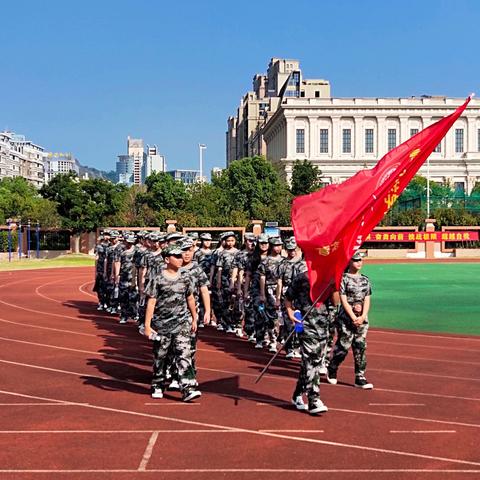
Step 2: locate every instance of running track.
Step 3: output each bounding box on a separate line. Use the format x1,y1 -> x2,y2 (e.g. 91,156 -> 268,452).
0,267 -> 479,479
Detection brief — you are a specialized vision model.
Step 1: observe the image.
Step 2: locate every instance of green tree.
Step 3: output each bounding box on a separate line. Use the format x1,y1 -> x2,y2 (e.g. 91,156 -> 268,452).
217,156 -> 292,222
141,172 -> 188,213
290,159 -> 323,196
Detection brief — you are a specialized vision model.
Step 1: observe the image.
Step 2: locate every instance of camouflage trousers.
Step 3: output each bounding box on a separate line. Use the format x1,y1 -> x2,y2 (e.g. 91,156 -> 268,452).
152,324 -> 197,391
293,319 -> 328,401
93,274 -> 108,305
106,280 -> 120,310
118,285 -> 138,320
320,309 -> 338,368
211,287 -> 224,326
328,316 -> 369,379
243,297 -> 255,336
254,285 -> 278,343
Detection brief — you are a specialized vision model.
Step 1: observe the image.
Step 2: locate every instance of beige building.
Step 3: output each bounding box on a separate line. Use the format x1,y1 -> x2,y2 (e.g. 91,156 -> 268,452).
227,58 -> 480,195
0,131 -> 46,187
226,58 -> 330,166
127,136 -> 145,185
262,96 -> 480,194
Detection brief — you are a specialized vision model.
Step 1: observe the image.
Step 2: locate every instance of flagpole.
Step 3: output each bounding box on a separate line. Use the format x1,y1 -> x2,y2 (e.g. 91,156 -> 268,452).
254,279 -> 335,384
426,156 -> 430,218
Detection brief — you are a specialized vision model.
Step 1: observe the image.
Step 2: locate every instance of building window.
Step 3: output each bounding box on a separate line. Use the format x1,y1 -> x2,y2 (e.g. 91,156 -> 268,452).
296,129 -> 305,154
434,142 -> 442,153
410,128 -> 419,137
388,129 -> 397,150
342,129 -> 352,153
477,129 -> 480,152
315,91 -> 320,98
365,129 -> 374,153
455,129 -> 464,153
320,129 -> 329,153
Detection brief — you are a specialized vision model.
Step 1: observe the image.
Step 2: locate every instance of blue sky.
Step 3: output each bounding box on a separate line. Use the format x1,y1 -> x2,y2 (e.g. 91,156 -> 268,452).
1,0 -> 479,175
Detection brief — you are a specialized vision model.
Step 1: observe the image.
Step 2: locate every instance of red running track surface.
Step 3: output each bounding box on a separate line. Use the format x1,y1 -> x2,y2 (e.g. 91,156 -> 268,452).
0,267 -> 479,480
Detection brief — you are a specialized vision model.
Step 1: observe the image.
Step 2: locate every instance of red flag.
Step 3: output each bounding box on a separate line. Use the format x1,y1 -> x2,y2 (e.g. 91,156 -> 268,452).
292,96 -> 471,303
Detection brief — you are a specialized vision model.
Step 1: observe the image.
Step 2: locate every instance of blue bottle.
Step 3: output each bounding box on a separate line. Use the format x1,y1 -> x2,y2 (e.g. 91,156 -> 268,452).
293,310 -> 304,333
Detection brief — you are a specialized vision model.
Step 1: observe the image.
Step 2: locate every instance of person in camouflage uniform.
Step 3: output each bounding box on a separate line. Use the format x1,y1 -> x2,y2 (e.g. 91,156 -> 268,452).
276,238 -> 302,358
93,231 -> 110,310
104,231 -> 123,314
285,266 -> 330,415
210,234 -> 225,329
114,235 -> 138,324
230,233 -> 256,337
144,244 -> 200,402
216,232 -> 238,333
257,236 -> 284,351
243,234 -> 269,344
193,232 -> 213,327
132,231 -> 148,321
327,252 -> 373,389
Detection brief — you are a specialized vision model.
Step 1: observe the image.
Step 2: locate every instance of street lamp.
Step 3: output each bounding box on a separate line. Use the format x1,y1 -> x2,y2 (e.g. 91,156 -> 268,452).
199,144 -> 207,183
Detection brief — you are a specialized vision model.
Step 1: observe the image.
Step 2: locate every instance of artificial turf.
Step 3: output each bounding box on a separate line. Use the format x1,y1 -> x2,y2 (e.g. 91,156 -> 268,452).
0,254 -> 95,271
363,262 -> 480,336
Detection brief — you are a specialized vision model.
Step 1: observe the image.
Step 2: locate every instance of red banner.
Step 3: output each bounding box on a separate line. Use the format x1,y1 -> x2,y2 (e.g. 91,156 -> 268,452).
365,231 -> 479,242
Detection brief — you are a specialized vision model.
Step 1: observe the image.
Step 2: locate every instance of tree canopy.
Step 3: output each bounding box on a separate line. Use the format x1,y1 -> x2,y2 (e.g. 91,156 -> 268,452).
290,160 -> 323,196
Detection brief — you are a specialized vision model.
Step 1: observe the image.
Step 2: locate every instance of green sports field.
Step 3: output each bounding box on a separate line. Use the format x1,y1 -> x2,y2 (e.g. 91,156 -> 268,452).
363,262 -> 480,336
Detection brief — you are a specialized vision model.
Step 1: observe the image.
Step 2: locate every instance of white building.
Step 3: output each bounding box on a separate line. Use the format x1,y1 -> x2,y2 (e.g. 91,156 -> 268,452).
262,96 -> 480,194
44,153 -> 80,182
0,131 -> 46,187
141,145 -> 166,182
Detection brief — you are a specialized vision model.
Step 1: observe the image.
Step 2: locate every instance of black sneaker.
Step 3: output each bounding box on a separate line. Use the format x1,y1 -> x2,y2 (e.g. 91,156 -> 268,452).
326,368 -> 337,385
183,389 -> 202,402
354,377 -> 374,389
308,398 -> 328,415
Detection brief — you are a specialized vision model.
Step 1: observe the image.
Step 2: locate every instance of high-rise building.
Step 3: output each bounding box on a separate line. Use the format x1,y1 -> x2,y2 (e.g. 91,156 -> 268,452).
117,137 -> 166,185
44,153 -> 80,182
0,131 -> 46,187
226,58 -> 330,166
142,145 -> 166,182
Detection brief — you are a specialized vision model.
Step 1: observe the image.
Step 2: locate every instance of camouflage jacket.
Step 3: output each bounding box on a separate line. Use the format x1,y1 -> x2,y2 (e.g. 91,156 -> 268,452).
180,261 -> 210,304
277,256 -> 302,295
94,242 -> 108,274
258,255 -> 283,286
119,247 -> 137,288
216,248 -> 238,283
338,273 -> 372,319
145,269 -> 194,334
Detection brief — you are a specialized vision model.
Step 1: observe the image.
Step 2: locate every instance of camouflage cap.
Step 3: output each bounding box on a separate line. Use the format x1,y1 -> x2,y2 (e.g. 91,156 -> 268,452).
244,233 -> 256,241
162,244 -> 183,257
351,251 -> 364,261
180,238 -> 194,250
221,231 -> 236,240
187,232 -> 199,239
269,236 -> 283,246
124,235 -> 136,244
257,233 -> 269,243
158,233 -> 168,243
102,229 -> 111,236
200,232 -> 212,241
285,239 -> 297,250
148,232 -> 161,242
166,232 -> 184,242
110,230 -> 120,238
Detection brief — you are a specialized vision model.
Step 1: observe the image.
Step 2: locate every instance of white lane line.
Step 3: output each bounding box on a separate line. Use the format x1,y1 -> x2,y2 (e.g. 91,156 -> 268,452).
369,367 -> 480,383
1,388 -> 480,468
0,469 -> 479,473
256,402 -> 289,406
369,339 -> 479,353
259,430 -> 325,433
79,280 -> 96,299
390,430 -> 457,434
0,429 -> 228,434
138,431 -> 159,471
369,403 -> 425,406
369,352 -> 480,366
0,403 -> 73,406
144,403 -> 201,406
35,277 -> 86,304
371,329 -> 480,342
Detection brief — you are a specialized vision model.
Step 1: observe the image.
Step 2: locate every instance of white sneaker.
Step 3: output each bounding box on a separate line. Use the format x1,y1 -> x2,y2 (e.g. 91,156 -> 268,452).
151,387 -> 163,399
210,321 -> 217,327
319,365 -> 328,375
97,304 -> 104,311
269,342 -> 277,353
226,326 -> 235,333
235,328 -> 244,338
247,334 -> 256,343
183,390 -> 201,402
309,398 -> 328,414
216,324 -> 224,331
292,395 -> 308,411
119,317 -> 128,324
138,325 -> 145,335
285,351 -> 294,359
168,380 -> 180,391
198,323 -> 205,328
293,350 -> 302,359
255,342 -> 263,349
